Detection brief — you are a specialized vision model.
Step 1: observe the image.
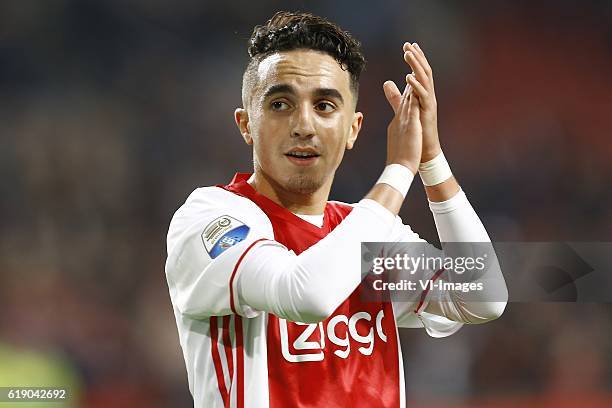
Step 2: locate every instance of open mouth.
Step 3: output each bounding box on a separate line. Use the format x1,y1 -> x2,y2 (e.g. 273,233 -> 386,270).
284,149 -> 321,165
285,151 -> 320,159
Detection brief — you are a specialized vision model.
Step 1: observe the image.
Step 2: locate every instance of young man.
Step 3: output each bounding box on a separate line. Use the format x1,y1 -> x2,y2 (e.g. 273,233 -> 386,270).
165,11 -> 507,408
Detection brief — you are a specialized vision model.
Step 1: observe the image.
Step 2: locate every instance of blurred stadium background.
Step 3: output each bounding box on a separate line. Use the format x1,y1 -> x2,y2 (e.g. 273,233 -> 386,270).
1,1 -> 611,407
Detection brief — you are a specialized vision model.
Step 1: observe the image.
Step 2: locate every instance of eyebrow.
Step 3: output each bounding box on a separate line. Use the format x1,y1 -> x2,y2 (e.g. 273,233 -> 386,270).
262,84 -> 344,105
315,88 -> 344,105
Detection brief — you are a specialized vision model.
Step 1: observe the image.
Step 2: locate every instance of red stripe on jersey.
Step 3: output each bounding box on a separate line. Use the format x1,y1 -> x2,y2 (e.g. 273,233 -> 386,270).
234,316 -> 245,408
414,268 -> 445,313
229,238 -> 270,314
209,316 -> 229,406
222,316 -> 234,382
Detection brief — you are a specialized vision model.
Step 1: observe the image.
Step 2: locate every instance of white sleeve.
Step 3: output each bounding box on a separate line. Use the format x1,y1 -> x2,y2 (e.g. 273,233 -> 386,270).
385,220 -> 465,337
423,190 -> 508,322
165,189 -> 273,319
389,190 -> 507,336
165,190 -> 395,323
237,199 -> 394,323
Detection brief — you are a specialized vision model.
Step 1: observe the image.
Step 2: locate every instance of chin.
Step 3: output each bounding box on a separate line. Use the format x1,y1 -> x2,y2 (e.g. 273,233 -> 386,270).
283,172 -> 324,194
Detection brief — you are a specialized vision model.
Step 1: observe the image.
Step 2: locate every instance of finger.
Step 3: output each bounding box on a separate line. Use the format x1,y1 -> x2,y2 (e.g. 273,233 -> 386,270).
403,42 -> 431,73
412,43 -> 433,75
404,50 -> 430,91
408,91 -> 420,121
406,74 -> 430,107
383,80 -> 402,114
396,82 -> 412,117
404,42 -> 434,88
397,83 -> 409,117
401,81 -> 412,100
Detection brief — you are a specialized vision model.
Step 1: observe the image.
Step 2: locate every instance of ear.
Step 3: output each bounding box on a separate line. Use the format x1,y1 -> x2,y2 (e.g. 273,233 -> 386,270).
346,111 -> 363,150
234,108 -> 252,145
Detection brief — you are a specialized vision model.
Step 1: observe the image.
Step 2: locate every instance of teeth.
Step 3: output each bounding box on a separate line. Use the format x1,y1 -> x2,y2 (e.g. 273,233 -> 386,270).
290,152 -> 316,157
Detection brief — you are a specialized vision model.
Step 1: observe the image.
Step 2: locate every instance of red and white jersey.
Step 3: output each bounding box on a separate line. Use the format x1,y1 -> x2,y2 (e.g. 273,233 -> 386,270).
165,173 -> 462,408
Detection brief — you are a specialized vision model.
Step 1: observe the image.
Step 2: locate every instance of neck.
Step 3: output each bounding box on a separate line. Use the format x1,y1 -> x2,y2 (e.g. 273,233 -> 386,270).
247,171 -> 331,215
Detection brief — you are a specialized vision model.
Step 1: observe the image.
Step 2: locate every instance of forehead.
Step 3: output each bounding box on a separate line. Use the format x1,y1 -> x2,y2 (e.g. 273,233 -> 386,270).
254,49 -> 351,97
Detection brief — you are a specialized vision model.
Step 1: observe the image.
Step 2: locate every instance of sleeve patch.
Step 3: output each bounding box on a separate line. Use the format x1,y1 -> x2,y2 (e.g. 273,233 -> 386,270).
201,215 -> 250,259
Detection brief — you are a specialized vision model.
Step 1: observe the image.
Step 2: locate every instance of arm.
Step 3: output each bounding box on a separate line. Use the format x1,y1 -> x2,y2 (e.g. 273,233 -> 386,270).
387,42 -> 507,328
421,187 -> 508,322
237,199 -> 395,323
166,191 -> 399,323
384,184 -> 507,335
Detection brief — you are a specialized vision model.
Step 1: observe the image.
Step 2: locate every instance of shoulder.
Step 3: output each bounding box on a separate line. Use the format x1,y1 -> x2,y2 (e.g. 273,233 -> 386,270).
167,186 -> 273,256
179,186 -> 261,217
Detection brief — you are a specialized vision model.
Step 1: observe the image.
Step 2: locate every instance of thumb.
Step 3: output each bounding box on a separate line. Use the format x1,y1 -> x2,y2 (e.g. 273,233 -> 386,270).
383,80 -> 402,114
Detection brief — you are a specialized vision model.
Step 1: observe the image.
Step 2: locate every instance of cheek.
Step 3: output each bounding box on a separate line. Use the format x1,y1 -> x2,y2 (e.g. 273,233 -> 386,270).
323,119 -> 351,157
251,117 -> 286,164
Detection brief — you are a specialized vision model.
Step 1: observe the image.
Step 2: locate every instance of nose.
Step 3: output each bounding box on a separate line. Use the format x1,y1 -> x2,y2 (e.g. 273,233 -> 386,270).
291,104 -> 316,139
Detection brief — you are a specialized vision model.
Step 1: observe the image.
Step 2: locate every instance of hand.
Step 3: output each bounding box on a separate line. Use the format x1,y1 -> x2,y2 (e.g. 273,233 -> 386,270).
382,79 -> 422,174
402,42 -> 442,162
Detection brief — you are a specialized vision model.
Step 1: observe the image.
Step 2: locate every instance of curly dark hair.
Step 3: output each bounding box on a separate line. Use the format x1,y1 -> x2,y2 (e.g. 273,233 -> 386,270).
242,11 -> 366,108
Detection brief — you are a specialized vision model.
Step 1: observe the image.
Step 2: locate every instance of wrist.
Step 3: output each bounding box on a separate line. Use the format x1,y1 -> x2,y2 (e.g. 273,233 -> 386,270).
418,151 -> 453,186
376,163 -> 415,198
386,157 -> 418,175
420,145 -> 442,163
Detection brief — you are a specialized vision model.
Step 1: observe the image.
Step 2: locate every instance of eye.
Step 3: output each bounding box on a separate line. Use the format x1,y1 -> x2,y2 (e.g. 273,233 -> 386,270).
271,100 -> 290,111
315,101 -> 336,112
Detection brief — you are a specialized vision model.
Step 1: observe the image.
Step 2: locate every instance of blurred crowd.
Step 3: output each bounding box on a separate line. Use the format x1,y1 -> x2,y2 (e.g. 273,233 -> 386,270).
1,1 -> 610,406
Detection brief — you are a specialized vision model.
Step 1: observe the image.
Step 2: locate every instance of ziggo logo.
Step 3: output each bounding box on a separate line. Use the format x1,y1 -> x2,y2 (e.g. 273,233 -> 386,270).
279,310 -> 387,362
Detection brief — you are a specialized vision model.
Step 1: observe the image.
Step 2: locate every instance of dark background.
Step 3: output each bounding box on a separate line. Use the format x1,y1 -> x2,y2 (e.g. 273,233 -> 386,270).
1,1 -> 611,406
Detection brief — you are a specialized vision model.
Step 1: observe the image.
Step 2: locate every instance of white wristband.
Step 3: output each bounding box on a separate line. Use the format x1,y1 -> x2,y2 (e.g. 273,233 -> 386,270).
418,151 -> 453,186
376,164 -> 415,198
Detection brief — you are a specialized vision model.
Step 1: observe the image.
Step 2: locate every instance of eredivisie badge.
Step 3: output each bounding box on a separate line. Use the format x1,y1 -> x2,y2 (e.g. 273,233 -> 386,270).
201,215 -> 250,258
